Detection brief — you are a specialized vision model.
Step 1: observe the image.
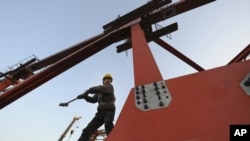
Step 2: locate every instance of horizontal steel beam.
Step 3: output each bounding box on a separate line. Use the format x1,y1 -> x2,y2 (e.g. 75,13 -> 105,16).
28,33 -> 104,71
149,0 -> 216,24
103,0 -> 172,33
0,27 -> 131,109
116,22 -> 178,53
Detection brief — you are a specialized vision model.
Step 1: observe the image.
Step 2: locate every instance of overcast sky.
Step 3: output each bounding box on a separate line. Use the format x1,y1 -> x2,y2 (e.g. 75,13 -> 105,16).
0,0 -> 250,141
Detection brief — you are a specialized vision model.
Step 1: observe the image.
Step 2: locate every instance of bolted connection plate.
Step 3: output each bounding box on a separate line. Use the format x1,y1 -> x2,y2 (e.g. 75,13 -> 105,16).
240,73 -> 250,96
134,80 -> 172,111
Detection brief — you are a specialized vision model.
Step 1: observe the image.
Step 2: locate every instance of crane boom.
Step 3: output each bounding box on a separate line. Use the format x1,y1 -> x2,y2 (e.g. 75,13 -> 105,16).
58,116 -> 81,141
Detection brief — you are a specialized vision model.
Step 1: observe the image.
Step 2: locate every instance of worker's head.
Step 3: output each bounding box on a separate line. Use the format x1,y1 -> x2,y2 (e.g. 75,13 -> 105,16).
103,73 -> 113,84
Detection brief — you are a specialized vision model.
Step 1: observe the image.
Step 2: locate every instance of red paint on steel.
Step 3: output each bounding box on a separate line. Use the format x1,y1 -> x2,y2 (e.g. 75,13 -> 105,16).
0,79 -> 13,92
106,60 -> 250,141
0,32 -> 116,109
149,0 -> 216,24
131,23 -> 163,86
228,44 -> 250,64
154,38 -> 205,72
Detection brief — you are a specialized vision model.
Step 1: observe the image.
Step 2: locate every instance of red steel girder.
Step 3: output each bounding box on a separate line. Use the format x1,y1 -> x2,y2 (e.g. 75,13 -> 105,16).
0,27 -> 130,109
103,0 -> 172,33
228,44 -> 250,64
28,33 -> 105,71
149,0 -> 216,24
0,0 -> 216,109
106,59 -> 250,141
116,22 -> 178,53
104,0 -> 216,33
154,38 -> 205,71
131,23 -> 163,86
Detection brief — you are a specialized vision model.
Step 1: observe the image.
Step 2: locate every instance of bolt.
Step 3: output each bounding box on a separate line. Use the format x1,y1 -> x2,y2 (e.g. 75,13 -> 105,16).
155,86 -> 159,90
135,86 -> 139,90
156,91 -> 160,95
153,82 -> 157,86
142,89 -> 146,94
244,77 -> 250,86
159,101 -> 164,107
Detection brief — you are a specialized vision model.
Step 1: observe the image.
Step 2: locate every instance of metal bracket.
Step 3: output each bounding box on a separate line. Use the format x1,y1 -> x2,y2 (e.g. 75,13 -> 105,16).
134,80 -> 172,111
240,73 -> 250,96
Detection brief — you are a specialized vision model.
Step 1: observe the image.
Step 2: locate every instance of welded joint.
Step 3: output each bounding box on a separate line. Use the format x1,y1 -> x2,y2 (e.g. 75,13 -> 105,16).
134,80 -> 172,111
240,73 -> 250,96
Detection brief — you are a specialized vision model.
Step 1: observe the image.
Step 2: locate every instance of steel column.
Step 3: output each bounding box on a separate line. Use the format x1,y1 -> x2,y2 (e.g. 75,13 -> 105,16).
131,23 -> 163,86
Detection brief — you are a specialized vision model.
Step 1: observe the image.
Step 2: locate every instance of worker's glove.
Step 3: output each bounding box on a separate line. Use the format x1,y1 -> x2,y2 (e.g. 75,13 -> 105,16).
77,90 -> 89,99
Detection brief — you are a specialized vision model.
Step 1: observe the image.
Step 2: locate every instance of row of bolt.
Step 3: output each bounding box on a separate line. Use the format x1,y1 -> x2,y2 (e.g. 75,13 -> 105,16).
135,82 -> 169,109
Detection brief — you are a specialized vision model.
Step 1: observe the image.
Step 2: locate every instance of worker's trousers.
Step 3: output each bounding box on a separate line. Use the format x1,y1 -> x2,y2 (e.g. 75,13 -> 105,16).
78,109 -> 115,141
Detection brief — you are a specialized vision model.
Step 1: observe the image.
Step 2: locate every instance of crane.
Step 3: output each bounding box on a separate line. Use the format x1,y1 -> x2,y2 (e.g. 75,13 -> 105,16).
58,116 -> 81,141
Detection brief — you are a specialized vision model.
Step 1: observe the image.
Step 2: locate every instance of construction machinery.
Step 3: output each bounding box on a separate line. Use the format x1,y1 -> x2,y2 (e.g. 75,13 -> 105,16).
1,0 -> 250,140
58,116 -> 81,141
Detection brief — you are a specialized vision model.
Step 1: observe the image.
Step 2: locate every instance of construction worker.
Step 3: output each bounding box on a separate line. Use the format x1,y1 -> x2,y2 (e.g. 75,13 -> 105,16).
76,73 -> 116,141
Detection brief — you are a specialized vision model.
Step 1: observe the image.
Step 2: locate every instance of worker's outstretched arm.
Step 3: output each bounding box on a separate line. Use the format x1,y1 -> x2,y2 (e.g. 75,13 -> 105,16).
77,90 -> 89,99
88,84 -> 114,94
84,94 -> 98,103
77,91 -> 98,103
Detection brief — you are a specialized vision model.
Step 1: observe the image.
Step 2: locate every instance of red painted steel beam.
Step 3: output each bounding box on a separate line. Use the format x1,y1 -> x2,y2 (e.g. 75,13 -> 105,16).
116,22 -> 178,53
149,22 -> 178,41
28,33 -> 104,71
228,44 -> 250,64
106,60 -> 250,141
154,38 -> 205,71
131,23 -> 163,86
149,0 -> 216,24
103,0 -> 172,33
0,29 -> 126,109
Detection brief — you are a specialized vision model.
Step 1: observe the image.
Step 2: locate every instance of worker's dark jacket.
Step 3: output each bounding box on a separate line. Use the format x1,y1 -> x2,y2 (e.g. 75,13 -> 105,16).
84,84 -> 115,111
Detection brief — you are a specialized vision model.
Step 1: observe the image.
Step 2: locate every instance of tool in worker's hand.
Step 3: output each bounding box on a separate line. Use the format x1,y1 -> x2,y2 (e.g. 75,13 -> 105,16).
59,98 -> 77,107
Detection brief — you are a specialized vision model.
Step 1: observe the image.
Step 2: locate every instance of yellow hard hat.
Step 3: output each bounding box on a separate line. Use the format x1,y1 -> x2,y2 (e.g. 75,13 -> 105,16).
103,73 -> 113,82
